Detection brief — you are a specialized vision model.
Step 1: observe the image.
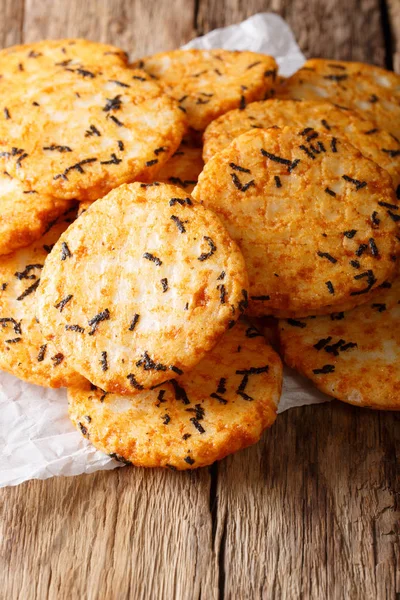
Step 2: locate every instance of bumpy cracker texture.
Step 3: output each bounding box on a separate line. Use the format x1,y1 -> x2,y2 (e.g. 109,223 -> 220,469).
37,183 -> 249,393
203,99 -> 400,191
0,172 -> 71,256
155,143 -> 204,193
278,278 -> 400,410
193,126 -> 400,318
68,320 -> 282,469
0,39 -> 128,89
277,59 -> 400,140
134,49 -> 277,131
0,64 -> 186,201
0,215 -> 84,388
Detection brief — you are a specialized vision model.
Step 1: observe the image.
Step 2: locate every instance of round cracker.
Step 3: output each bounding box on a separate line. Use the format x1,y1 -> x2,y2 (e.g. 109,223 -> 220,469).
155,143 -> 204,193
202,99 -> 400,192
278,278 -> 400,410
36,183 -> 249,393
277,59 -> 400,140
0,39 -> 128,88
68,319 -> 282,469
133,49 -> 277,131
0,213 -> 84,388
0,172 -> 72,256
193,126 -> 400,318
0,63 -> 186,201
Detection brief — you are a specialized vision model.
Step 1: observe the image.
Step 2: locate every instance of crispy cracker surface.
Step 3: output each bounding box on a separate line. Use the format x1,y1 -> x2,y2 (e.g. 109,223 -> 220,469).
278,278 -> 400,410
277,59 -> 400,139
68,319 -> 282,469
133,49 -> 277,130
0,172 -> 72,256
0,213 -> 84,387
193,126 -> 400,317
0,64 -> 186,200
36,183 -> 249,393
203,99 -> 400,192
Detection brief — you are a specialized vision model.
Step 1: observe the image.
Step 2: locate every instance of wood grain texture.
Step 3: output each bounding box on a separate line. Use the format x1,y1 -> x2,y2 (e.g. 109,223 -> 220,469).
23,0 -> 196,59
0,1 -> 399,599
387,0 -> 400,72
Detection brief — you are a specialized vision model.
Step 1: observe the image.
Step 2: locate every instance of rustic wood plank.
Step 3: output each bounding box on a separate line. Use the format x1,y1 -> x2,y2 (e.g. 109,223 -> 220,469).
0,467 -> 218,600
22,0 -> 196,59
195,0 -> 387,66
0,0 -> 24,48
216,403 -> 399,599
387,0 -> 400,72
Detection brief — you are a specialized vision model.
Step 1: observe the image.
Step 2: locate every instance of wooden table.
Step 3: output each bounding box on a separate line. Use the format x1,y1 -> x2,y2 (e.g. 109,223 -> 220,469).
0,1 -> 399,598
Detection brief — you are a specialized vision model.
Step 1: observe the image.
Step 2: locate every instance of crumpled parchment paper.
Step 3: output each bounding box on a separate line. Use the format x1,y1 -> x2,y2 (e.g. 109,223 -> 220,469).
0,13 -> 329,488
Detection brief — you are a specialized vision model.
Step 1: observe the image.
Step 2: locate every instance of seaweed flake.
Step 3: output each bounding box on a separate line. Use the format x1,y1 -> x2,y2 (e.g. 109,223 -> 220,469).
313,364 -> 335,374
108,115 -> 124,127
371,211 -> 380,226
330,312 -> 344,320
321,119 -> 331,131
161,278 -> 168,293
369,238 -> 379,257
85,125 -> 101,137
287,318 -> 306,328
330,137 -> 338,153
313,336 -> 332,350
54,158 -> 97,181
127,373 -> 143,390
229,162 -> 251,173
372,303 -> 386,312
198,236 -> 216,261
217,284 -> 226,304
325,281 -> 335,294
343,230 -> 357,239
61,242 -> 72,260
37,344 -> 47,362
184,456 -> 195,465
317,251 -> 337,264
51,353 -> 64,367
143,252 -> 162,266
217,271 -> 225,281
324,187 -> 336,197
170,215 -> 186,233
65,324 -> 85,333
238,289 -> 248,313
210,392 -> 228,405
100,153 -> 122,165
169,197 -> 192,206
43,145 -> 72,153
109,79 -> 130,87
299,144 -> 316,159
17,279 -> 40,301
342,175 -> 367,190
355,244 -> 368,257
274,175 -> 282,188
169,365 -> 183,375
88,308 -> 110,335
14,264 -> 43,280
0,318 -> 22,335
136,351 -> 167,371
100,351 -> 108,371
54,294 -> 73,312
350,260 -> 361,269
190,418 -> 205,433
162,414 -> 171,425
351,270 -> 377,296
5,337 -> 21,344
169,379 -> 190,404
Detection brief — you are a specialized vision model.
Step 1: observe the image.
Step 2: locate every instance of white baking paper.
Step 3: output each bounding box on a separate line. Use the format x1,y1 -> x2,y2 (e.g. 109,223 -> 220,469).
0,13 -> 329,488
